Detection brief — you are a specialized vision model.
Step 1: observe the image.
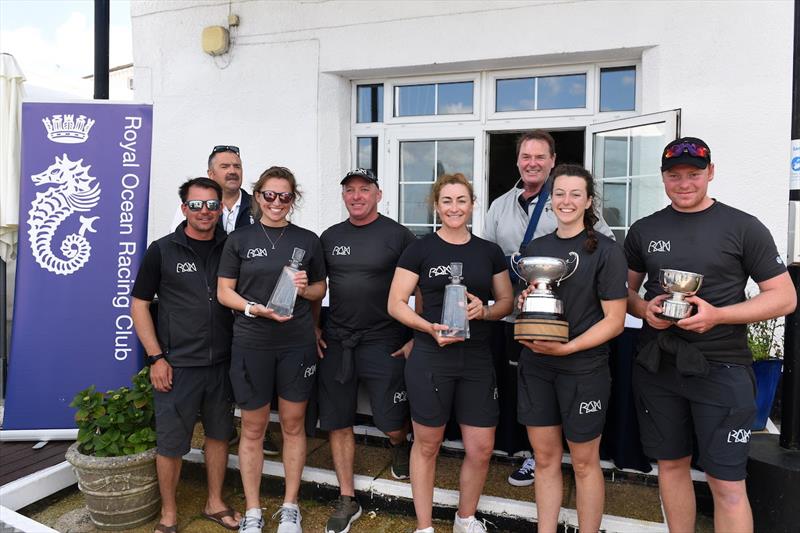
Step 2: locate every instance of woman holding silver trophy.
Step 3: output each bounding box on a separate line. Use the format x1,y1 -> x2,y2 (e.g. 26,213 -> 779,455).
387,173 -> 513,533
515,164 -> 628,533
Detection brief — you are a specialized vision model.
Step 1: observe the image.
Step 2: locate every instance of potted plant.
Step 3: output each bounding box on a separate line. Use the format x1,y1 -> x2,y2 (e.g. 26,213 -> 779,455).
748,316 -> 784,431
65,367 -> 160,530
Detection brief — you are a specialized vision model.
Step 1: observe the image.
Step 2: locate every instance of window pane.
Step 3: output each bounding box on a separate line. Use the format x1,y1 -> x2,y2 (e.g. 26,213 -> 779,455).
597,135 -> 628,178
395,84 -> 435,117
600,67 -> 636,112
436,139 -> 474,179
602,182 -> 627,228
356,137 -> 378,176
400,141 -> 435,182
357,84 -> 383,123
401,184 -> 434,225
537,74 -> 586,110
496,78 -> 535,112
407,226 -> 433,238
438,82 -> 473,115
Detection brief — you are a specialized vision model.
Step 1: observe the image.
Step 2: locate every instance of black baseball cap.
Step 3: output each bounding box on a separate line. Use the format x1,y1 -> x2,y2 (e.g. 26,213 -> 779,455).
661,137 -> 711,171
340,168 -> 378,185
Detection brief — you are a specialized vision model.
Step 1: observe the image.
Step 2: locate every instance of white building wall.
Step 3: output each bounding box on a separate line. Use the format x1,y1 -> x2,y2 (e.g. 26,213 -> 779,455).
131,0 -> 793,253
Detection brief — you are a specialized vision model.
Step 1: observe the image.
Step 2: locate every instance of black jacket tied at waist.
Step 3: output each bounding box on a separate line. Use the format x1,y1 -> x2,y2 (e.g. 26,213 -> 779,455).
325,327 -> 364,384
636,331 -> 710,376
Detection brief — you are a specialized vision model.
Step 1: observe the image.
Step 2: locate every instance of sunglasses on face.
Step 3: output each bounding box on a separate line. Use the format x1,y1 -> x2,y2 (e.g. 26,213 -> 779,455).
211,145 -> 240,156
664,142 -> 709,159
259,190 -> 295,204
184,199 -> 222,211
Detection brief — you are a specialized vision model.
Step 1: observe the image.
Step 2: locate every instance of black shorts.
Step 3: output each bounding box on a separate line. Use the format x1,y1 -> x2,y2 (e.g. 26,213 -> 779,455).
633,360 -> 756,481
318,339 -> 408,433
153,363 -> 234,457
229,341 -> 317,410
405,341 -> 498,428
517,353 -> 611,443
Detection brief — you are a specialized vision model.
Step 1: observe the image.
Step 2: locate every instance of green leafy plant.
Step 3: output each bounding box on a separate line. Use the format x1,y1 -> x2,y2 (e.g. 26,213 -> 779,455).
70,367 -> 156,457
748,317 -> 783,362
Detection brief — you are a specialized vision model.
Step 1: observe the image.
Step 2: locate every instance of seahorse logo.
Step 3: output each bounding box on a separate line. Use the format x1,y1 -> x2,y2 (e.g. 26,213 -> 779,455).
27,154 -> 101,276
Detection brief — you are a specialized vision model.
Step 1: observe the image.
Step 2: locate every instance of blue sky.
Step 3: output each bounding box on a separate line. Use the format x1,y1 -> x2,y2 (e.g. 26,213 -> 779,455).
0,0 -> 132,93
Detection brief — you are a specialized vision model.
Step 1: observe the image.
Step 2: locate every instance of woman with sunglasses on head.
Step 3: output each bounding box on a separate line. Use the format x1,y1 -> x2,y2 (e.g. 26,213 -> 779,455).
218,166 -> 326,533
516,164 -> 627,533
388,173 -> 513,533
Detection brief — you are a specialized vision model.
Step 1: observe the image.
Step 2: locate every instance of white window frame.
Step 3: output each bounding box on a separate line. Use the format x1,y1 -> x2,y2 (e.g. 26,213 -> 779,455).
487,64 -> 595,121
594,61 -> 641,118
351,79 -> 386,129
384,125 -> 485,234
385,72 -> 481,125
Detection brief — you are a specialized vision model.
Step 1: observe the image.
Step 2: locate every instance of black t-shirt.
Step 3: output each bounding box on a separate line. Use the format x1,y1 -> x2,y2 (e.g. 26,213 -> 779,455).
397,233 -> 507,349
624,201 -> 786,362
132,234 -> 216,300
321,214 -> 416,341
218,222 -> 326,349
521,230 -> 628,372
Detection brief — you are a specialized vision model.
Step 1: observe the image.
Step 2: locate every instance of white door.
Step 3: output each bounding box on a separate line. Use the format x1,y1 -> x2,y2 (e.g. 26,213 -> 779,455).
384,126 -> 485,237
586,110 -> 680,242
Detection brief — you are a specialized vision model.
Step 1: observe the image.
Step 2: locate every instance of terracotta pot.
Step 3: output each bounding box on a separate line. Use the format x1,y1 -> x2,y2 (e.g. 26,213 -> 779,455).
65,442 -> 160,530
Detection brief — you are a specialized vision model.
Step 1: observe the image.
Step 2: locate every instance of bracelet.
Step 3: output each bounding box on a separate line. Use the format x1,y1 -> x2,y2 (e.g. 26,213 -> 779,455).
483,304 -> 490,320
147,353 -> 165,365
244,301 -> 257,318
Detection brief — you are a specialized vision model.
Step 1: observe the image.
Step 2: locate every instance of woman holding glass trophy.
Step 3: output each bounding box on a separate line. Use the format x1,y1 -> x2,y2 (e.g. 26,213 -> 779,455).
388,173 -> 513,533
217,166 -> 326,533
515,164 -> 627,533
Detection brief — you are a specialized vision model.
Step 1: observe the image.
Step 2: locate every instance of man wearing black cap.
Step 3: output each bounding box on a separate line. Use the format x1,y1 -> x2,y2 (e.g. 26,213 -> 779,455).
317,168 -> 416,533
624,137 -> 795,532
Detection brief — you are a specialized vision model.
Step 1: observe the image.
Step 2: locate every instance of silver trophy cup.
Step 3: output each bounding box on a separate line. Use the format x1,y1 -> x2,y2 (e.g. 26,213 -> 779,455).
657,268 -> 704,320
511,252 -> 579,342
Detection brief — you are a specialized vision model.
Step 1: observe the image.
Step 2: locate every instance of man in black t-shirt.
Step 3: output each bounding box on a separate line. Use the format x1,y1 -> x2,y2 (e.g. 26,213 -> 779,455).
625,137 -> 795,533
131,177 -> 240,531
317,168 -> 416,533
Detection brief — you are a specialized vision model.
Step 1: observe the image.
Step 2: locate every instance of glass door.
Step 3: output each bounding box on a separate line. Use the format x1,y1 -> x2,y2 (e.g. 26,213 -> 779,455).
385,127 -> 484,237
586,110 -> 680,241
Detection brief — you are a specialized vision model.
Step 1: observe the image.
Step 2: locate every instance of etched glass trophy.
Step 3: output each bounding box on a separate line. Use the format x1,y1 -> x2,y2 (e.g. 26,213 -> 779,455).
266,247 -> 306,317
440,262 -> 470,340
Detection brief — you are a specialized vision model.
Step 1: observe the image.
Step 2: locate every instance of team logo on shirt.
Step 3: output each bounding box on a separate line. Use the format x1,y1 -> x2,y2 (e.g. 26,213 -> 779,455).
647,240 -> 670,253
332,245 -> 351,256
246,248 -> 269,258
776,255 -> 785,265
176,262 -> 197,273
393,391 -> 408,404
303,364 -> 317,379
579,400 -> 602,414
428,265 -> 451,278
727,429 -> 751,444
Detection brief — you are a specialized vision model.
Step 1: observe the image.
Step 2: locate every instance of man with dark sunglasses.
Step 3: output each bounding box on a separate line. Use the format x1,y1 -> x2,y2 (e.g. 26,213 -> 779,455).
132,177 -> 241,532
625,137 -> 795,533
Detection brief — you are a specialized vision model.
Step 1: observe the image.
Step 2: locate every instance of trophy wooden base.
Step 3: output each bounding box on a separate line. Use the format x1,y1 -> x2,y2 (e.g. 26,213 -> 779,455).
514,315 -> 569,343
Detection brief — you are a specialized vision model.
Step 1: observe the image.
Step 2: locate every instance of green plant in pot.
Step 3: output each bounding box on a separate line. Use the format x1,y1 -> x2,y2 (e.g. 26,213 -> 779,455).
748,316 -> 784,430
65,367 -> 161,530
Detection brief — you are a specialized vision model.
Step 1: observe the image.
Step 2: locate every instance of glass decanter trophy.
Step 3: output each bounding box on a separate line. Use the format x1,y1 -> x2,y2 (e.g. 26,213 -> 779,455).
266,247 -> 306,317
440,262 -> 470,340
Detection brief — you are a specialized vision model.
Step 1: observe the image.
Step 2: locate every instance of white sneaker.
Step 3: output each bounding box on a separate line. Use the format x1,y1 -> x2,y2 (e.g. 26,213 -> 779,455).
453,513 -> 487,533
274,503 -> 302,533
414,528 -> 435,533
239,512 -> 264,533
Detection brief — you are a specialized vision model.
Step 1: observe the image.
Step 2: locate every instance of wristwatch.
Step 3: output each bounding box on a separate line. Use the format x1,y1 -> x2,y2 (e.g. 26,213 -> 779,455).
147,353 -> 165,365
244,301 -> 257,318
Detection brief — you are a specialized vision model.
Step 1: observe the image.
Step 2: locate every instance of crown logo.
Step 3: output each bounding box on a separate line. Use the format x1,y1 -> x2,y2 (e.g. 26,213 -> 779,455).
42,114 -> 95,144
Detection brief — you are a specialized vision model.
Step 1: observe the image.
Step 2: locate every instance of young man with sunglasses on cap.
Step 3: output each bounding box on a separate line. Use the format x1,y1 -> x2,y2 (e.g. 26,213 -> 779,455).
624,137 -> 796,533
316,168 -> 416,533
132,177 -> 241,532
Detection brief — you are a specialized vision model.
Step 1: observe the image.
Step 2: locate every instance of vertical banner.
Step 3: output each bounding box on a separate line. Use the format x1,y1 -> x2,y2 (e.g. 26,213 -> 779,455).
4,102 -> 152,430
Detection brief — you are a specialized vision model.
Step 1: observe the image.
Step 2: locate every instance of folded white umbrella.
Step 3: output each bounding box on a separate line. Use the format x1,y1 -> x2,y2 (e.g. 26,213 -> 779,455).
0,53 -> 25,263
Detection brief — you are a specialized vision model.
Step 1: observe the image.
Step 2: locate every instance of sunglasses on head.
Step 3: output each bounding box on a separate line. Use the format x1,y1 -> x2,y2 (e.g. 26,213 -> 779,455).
184,199 -> 222,211
664,142 -> 709,159
211,145 -> 240,156
259,190 -> 295,204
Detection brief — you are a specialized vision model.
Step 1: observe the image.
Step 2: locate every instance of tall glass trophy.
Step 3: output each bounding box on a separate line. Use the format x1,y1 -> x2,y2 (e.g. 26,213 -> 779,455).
440,262 -> 470,340
266,247 -> 306,317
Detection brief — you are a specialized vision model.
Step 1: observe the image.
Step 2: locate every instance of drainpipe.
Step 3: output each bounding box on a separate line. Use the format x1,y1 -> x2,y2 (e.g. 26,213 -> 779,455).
94,0 -> 109,100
